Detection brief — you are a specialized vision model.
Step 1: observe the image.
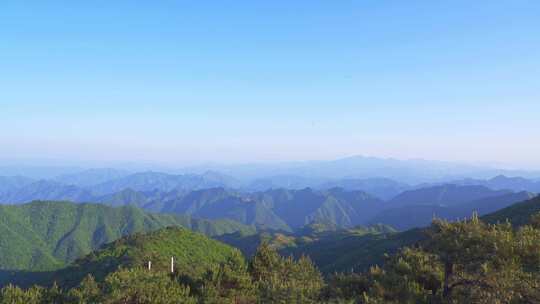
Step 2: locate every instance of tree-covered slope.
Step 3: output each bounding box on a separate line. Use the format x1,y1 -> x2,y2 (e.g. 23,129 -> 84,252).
323,188 -> 386,224
1,184 -> 386,232
483,195 -> 540,226
54,226 -> 242,287
140,188 -> 290,231
0,201 -> 254,271
249,188 -> 384,230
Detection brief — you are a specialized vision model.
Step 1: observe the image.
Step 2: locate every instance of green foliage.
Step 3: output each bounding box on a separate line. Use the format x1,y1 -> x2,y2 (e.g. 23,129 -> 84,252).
250,243 -> 324,303
530,212 -> 540,229
364,250 -> 440,304
0,283 -> 64,304
483,195 -> 540,226
0,284 -> 45,304
321,272 -> 371,302
101,268 -> 196,304
327,212 -> 540,304
0,201 -> 254,273
196,251 -> 257,303
65,275 -> 101,304
0,233 -> 327,303
426,215 -> 540,303
54,226 -> 243,287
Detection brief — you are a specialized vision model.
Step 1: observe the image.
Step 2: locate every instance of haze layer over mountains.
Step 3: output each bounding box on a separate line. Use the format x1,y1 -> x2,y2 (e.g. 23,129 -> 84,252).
1,156 -> 539,233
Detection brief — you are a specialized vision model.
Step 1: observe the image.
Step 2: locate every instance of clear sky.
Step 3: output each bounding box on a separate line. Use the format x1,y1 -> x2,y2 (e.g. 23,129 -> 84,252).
1,1 -> 539,168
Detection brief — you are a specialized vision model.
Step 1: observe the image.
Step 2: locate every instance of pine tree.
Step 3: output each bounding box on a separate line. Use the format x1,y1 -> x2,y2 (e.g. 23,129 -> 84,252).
249,243 -> 324,303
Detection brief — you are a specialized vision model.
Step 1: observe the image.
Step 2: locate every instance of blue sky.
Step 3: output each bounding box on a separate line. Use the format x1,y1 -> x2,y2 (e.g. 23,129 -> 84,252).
1,1 -> 539,168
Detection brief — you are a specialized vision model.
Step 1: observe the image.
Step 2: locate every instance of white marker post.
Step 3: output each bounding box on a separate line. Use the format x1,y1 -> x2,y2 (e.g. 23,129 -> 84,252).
171,257 -> 174,273
148,261 -> 152,270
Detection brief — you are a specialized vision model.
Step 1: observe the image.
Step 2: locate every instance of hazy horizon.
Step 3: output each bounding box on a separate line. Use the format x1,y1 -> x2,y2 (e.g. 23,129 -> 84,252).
2,1 -> 539,168
1,154 -> 540,173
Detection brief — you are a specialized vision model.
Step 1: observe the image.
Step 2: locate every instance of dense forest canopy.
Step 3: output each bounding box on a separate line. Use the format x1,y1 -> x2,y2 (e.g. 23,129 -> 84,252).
2,210 -> 540,303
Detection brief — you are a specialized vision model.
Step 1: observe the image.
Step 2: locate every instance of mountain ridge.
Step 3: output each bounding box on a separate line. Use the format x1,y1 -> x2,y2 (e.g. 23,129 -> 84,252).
0,201 -> 254,271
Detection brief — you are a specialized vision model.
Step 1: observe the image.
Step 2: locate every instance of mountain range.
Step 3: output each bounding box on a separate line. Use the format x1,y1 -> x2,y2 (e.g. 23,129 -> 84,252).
450,175 -> 540,193
368,191 -> 536,230
53,168 -> 131,187
90,171 -> 240,195
0,201 -> 253,272
0,171 -> 240,204
91,184 -> 538,231
3,156 -> 540,186
1,168 -> 539,237
96,187 -> 385,232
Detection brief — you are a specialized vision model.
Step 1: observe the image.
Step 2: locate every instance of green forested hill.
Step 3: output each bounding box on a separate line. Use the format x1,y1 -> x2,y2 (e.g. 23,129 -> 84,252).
54,226 -> 242,287
0,201 -> 254,272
